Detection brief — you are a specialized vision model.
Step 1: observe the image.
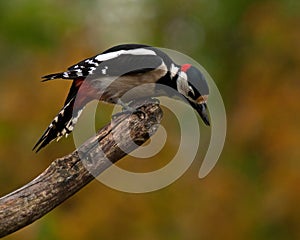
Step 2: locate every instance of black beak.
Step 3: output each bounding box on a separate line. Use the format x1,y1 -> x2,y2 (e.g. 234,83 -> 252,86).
188,101 -> 210,126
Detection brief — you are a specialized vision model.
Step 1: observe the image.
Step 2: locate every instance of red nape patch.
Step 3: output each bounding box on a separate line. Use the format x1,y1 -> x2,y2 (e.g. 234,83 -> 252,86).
181,64 -> 192,72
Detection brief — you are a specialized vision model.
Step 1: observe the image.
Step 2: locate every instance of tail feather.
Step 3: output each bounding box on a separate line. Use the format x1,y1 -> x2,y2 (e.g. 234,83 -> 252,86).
33,96 -> 83,152
42,72 -> 66,81
42,69 -> 86,82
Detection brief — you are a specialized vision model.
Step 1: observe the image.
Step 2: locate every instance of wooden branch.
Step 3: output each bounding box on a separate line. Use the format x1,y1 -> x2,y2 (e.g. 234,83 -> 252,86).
0,103 -> 162,238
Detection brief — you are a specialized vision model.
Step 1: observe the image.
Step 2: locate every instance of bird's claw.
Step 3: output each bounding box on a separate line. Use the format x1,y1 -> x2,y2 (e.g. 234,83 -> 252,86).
112,97 -> 159,120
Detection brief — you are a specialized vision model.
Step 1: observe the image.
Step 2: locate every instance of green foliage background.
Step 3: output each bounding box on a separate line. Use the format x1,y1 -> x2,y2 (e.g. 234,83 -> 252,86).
0,0 -> 299,239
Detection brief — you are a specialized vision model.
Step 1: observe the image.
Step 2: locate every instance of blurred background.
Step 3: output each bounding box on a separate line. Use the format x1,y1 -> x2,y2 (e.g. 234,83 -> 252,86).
0,0 -> 299,239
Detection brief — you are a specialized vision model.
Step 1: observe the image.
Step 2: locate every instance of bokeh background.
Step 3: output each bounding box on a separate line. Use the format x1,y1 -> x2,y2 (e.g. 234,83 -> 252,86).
1,0 -> 299,239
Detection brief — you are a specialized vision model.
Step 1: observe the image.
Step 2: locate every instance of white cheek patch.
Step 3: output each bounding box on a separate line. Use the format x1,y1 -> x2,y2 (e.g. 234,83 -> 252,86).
176,71 -> 190,97
170,63 -> 179,78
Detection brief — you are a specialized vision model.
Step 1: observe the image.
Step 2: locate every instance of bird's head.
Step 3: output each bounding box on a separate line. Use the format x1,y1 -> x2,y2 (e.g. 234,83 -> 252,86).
176,64 -> 210,126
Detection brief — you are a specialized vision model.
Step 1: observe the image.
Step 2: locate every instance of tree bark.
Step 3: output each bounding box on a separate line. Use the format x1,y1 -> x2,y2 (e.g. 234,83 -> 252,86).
0,103 -> 162,238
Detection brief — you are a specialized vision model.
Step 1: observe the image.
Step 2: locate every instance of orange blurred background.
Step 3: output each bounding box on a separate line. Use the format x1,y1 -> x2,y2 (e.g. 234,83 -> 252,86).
0,0 -> 299,239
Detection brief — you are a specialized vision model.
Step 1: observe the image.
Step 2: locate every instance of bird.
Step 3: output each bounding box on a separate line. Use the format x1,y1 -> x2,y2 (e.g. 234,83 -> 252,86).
33,44 -> 210,152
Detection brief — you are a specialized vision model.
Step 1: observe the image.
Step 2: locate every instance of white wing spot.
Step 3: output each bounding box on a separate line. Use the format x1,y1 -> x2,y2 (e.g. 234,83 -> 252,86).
86,59 -> 94,64
85,59 -> 100,66
75,70 -> 83,77
63,72 -> 69,78
88,67 -> 96,75
101,66 -> 108,74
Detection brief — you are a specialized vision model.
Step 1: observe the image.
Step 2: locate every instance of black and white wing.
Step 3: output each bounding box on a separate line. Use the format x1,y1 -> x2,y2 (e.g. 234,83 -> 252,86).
34,44 -> 170,152
42,44 -> 167,81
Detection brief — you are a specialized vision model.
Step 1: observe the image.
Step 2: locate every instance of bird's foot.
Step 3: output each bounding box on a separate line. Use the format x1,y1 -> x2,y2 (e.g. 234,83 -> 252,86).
112,99 -> 140,119
112,98 -> 160,119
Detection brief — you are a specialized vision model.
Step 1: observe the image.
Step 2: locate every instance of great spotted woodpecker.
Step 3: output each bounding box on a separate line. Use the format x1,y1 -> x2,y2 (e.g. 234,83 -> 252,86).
33,44 -> 210,152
